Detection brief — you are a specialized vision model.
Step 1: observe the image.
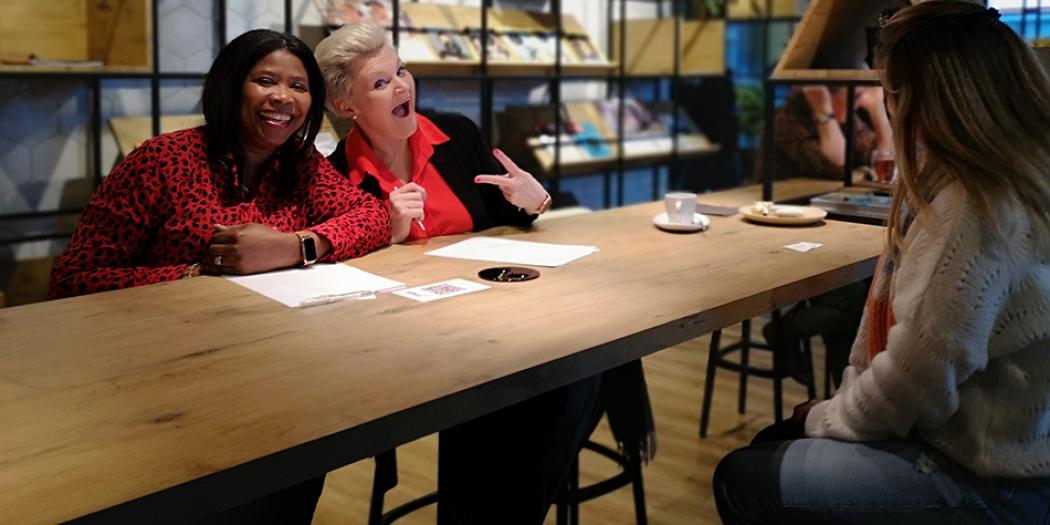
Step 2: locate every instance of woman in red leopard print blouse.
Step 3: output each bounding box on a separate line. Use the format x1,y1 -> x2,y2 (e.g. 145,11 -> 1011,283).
50,29 -> 390,299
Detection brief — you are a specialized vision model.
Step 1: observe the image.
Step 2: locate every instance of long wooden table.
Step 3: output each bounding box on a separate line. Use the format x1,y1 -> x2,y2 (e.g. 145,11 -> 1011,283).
0,199 -> 883,524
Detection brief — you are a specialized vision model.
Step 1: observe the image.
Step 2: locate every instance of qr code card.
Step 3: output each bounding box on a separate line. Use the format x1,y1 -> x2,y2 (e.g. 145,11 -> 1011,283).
393,278 -> 490,303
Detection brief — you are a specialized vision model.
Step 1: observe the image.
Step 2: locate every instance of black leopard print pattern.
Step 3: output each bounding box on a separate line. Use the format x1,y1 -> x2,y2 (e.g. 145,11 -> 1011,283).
51,127 -> 390,299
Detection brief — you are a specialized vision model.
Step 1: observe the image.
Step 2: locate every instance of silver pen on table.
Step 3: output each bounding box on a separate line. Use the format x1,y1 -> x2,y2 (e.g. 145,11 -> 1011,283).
299,289 -> 377,308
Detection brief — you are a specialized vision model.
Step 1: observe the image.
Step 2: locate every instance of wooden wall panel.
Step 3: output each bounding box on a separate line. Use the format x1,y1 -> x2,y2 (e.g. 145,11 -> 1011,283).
612,18 -> 725,76
87,0 -> 150,67
0,0 -> 88,62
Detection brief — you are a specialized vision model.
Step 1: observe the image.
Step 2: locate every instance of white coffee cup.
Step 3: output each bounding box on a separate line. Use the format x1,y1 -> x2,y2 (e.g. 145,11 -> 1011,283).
664,192 -> 698,224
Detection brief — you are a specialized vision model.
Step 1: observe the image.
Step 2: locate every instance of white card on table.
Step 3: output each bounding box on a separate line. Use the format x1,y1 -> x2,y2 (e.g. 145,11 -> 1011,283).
784,242 -> 824,253
393,278 -> 490,303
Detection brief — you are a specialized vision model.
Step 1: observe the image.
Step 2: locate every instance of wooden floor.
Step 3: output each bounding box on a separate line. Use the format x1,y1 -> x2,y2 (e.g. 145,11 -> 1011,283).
313,324 -> 824,524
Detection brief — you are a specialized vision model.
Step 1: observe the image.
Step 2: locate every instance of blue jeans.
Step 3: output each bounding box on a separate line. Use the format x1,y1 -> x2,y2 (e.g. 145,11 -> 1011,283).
713,438 -> 1050,525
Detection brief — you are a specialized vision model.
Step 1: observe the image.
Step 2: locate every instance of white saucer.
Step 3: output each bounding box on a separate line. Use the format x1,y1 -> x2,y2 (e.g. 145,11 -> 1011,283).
653,212 -> 710,232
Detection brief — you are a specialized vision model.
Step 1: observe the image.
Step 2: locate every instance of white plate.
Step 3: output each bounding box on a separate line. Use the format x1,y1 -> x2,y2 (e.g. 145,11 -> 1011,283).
738,205 -> 827,225
653,212 -> 710,232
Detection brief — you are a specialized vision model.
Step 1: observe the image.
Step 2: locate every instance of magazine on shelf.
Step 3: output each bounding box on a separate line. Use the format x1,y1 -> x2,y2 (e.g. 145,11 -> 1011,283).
467,30 -> 515,61
314,0 -> 406,28
523,33 -> 557,62
502,33 -> 581,63
574,122 -> 611,158
398,31 -> 437,62
428,30 -> 474,61
501,104 -> 612,164
567,36 -> 603,64
503,33 -> 543,62
595,99 -> 665,138
651,103 -> 701,135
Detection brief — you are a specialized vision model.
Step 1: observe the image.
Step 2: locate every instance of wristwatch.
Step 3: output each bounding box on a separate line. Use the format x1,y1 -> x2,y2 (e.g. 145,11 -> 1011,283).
814,112 -> 836,125
295,231 -> 318,266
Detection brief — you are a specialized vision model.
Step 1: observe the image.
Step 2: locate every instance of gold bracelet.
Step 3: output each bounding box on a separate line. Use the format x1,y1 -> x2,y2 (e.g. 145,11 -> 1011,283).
533,192 -> 552,215
814,112 -> 835,125
182,263 -> 202,279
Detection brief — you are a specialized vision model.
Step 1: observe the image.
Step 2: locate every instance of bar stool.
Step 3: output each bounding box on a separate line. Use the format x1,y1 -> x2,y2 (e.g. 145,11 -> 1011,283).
369,366 -> 651,525
367,449 -> 436,525
698,309 -> 817,438
554,439 -> 647,525
368,438 -> 647,525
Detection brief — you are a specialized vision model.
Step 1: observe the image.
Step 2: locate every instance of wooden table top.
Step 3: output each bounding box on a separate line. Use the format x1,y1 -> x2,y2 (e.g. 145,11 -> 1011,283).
0,199 -> 883,524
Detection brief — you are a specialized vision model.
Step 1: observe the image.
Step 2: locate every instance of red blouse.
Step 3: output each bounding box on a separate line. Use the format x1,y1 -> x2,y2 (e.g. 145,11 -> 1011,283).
344,114 -> 473,242
50,127 -> 390,299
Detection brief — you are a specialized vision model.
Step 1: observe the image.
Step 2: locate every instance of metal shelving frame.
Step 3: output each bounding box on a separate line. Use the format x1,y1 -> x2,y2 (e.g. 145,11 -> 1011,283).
1,0 -> 729,244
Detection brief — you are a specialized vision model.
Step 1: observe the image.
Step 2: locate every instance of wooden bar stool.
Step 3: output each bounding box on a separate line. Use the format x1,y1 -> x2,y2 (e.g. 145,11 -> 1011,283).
698,310 -> 817,438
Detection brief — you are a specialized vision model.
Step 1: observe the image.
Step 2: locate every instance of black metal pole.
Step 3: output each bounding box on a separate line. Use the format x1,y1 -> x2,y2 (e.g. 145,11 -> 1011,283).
761,79 -> 774,201
1021,0 -> 1029,38
151,0 -> 161,137
843,85 -> 856,187
91,78 -> 102,187
651,77 -> 660,200
392,0 -> 400,47
285,0 -> 293,34
604,0 -> 614,208
616,0 -> 626,207
552,0 -> 563,202
1038,0 -> 1044,40
218,0 -> 227,46
670,0 -> 681,191
480,0 -> 493,146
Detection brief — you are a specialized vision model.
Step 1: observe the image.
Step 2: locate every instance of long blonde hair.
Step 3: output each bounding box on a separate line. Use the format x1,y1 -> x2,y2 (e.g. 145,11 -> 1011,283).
876,1 -> 1050,257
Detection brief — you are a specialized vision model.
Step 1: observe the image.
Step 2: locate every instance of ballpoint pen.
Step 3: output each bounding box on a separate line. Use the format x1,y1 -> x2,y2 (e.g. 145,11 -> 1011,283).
393,184 -> 427,235
413,217 -> 427,234
299,289 -> 377,308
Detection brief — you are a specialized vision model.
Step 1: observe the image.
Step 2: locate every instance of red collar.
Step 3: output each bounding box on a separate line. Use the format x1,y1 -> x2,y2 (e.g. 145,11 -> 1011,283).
345,114 -> 449,195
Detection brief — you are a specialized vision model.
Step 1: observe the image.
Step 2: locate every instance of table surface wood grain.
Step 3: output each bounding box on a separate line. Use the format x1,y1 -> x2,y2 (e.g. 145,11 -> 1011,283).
0,192 -> 883,524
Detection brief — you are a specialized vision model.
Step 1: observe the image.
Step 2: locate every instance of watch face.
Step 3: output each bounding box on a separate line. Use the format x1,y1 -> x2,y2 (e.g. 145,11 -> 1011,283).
302,235 -> 318,263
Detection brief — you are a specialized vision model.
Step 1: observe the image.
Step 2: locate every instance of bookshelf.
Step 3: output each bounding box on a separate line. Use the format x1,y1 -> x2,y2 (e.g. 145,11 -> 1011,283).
0,0 -> 757,245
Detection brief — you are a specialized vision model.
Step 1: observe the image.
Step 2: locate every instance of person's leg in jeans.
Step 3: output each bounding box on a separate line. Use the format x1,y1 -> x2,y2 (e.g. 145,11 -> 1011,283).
436,374 -> 603,525
713,438 -> 1050,525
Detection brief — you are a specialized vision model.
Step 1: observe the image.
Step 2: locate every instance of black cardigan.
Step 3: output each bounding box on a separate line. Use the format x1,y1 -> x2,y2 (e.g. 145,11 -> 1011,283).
328,111 -> 536,232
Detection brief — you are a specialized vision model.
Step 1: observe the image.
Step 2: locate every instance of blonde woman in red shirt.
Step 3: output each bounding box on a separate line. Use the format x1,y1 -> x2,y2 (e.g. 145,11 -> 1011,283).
317,22 -> 552,245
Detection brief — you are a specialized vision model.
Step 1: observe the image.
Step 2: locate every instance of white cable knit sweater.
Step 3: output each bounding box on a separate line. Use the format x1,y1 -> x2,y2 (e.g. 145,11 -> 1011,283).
804,181 -> 1050,478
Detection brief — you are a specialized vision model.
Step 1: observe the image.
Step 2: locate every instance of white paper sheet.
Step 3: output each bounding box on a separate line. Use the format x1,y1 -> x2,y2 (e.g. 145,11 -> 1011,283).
394,278 -> 490,303
225,263 -> 404,307
424,236 -> 598,267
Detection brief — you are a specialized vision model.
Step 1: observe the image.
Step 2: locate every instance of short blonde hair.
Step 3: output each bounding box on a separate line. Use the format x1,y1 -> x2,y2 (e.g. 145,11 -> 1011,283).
314,21 -> 390,110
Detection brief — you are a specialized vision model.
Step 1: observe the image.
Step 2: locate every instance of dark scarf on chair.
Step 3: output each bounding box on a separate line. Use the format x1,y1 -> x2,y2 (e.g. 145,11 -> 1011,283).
602,360 -> 657,463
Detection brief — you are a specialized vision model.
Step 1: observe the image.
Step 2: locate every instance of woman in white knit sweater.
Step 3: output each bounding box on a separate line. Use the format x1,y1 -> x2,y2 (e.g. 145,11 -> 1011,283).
713,2 -> 1050,523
